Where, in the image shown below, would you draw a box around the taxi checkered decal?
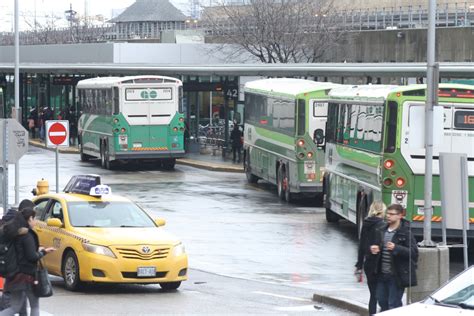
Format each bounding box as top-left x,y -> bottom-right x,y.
37,222 -> 90,243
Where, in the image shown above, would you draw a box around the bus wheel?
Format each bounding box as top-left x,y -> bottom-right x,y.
245,153 -> 258,184
357,194 -> 369,240
278,166 -> 291,202
277,166 -> 285,200
325,208 -> 340,223
162,159 -> 176,170
79,138 -> 89,162
103,143 -> 114,170
100,142 -> 106,169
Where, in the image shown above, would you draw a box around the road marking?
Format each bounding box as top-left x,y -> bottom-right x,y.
252,291 -> 312,302
276,305 -> 325,312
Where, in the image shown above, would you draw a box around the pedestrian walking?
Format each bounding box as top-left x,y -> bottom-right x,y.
0,208 -> 55,316
354,200 -> 386,315
370,204 -> 418,312
230,124 -> 243,163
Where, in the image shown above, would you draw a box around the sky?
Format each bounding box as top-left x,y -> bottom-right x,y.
0,0 -> 194,32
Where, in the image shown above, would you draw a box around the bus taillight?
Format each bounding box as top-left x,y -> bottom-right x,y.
395,177 -> 406,188
173,127 -> 178,132
179,117 -> 184,122
297,139 -> 305,147
307,152 -> 313,159
121,128 -> 126,133
113,118 -> 119,124
384,159 -> 394,169
383,178 -> 393,187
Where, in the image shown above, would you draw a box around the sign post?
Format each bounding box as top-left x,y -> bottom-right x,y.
0,119 -> 28,214
439,153 -> 470,269
46,120 -> 69,193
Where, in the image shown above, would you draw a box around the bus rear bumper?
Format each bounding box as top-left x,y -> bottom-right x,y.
113,150 -> 185,160
296,182 -> 323,193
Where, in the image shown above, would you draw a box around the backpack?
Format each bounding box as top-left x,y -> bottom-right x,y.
0,219 -> 20,278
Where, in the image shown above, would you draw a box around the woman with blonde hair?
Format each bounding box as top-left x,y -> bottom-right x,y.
355,200 -> 386,315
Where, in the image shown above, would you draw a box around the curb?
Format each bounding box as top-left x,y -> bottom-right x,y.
29,140 -> 79,154
313,293 -> 368,316
176,159 -> 244,173
29,140 -> 244,173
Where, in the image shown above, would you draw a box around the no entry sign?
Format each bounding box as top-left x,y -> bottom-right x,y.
46,120 -> 69,147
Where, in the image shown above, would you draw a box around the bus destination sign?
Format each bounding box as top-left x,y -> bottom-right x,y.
125,88 -> 172,101
454,110 -> 474,130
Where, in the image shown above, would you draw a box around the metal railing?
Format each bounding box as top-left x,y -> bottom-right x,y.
0,2 -> 473,45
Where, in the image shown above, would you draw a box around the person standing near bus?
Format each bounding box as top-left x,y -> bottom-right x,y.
370,204 -> 418,312
355,201 -> 386,315
230,123 -> 243,163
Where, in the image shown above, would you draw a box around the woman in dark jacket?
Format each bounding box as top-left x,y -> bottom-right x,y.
0,208 -> 55,316
355,201 -> 386,316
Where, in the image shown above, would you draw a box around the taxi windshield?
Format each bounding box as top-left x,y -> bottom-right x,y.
67,201 -> 156,228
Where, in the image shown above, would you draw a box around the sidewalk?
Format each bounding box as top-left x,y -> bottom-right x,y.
28,139 -> 244,173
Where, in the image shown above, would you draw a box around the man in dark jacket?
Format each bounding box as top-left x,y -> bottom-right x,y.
369,204 -> 418,312
230,124 -> 243,163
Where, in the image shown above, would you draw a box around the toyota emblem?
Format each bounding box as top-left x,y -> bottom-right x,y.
142,246 -> 151,254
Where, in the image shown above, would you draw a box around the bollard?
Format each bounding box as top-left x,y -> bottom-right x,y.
408,246 -> 449,303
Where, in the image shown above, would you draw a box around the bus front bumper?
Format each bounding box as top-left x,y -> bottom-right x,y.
113,150 -> 185,160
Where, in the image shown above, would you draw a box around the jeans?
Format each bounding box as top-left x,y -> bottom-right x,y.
0,288 -> 38,316
376,274 -> 404,312
232,146 -> 242,162
366,273 -> 378,315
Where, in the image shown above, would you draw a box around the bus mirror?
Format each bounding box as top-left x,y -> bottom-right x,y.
314,129 -> 325,145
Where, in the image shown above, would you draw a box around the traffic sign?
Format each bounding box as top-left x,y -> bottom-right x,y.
0,119 -> 29,164
46,120 -> 69,147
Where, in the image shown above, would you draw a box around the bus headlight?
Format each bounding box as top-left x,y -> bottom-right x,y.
173,243 -> 185,257
82,243 -> 116,258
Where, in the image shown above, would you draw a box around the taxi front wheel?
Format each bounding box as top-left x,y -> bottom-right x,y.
62,251 -> 83,291
159,281 -> 181,291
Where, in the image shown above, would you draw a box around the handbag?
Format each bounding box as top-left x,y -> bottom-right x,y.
33,260 -> 53,298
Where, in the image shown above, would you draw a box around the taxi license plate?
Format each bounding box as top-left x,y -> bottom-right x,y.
137,267 -> 156,277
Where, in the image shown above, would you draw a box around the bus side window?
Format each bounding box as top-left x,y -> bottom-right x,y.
297,99 -> 305,136
113,87 -> 120,115
384,101 -> 398,153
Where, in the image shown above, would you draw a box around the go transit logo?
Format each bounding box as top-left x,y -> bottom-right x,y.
140,90 -> 158,99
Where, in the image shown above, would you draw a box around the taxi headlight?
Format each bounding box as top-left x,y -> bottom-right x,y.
82,243 -> 116,258
173,243 -> 185,257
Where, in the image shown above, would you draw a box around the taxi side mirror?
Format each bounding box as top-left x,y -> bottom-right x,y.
46,218 -> 63,228
154,218 -> 166,227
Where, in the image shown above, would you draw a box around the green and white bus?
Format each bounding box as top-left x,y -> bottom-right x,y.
243,78 -> 337,202
77,75 -> 185,169
322,83 -> 474,237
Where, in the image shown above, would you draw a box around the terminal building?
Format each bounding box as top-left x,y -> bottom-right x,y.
0,0 -> 473,148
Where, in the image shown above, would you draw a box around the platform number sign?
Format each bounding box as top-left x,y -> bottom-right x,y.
46,120 -> 69,147
225,88 -> 238,100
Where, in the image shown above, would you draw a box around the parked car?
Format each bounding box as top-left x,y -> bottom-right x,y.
379,266 -> 474,315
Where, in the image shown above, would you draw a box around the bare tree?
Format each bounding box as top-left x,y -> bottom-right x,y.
202,0 -> 345,63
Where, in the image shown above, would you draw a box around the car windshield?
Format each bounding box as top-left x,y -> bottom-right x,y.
429,266 -> 474,309
67,201 -> 156,228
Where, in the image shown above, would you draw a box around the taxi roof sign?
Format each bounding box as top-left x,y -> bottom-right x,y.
63,175 -> 102,195
89,185 -> 112,197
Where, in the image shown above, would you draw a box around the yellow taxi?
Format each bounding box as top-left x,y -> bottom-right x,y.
31,175 -> 188,291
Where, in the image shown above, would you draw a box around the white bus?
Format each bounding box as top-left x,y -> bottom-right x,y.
77,76 -> 185,169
